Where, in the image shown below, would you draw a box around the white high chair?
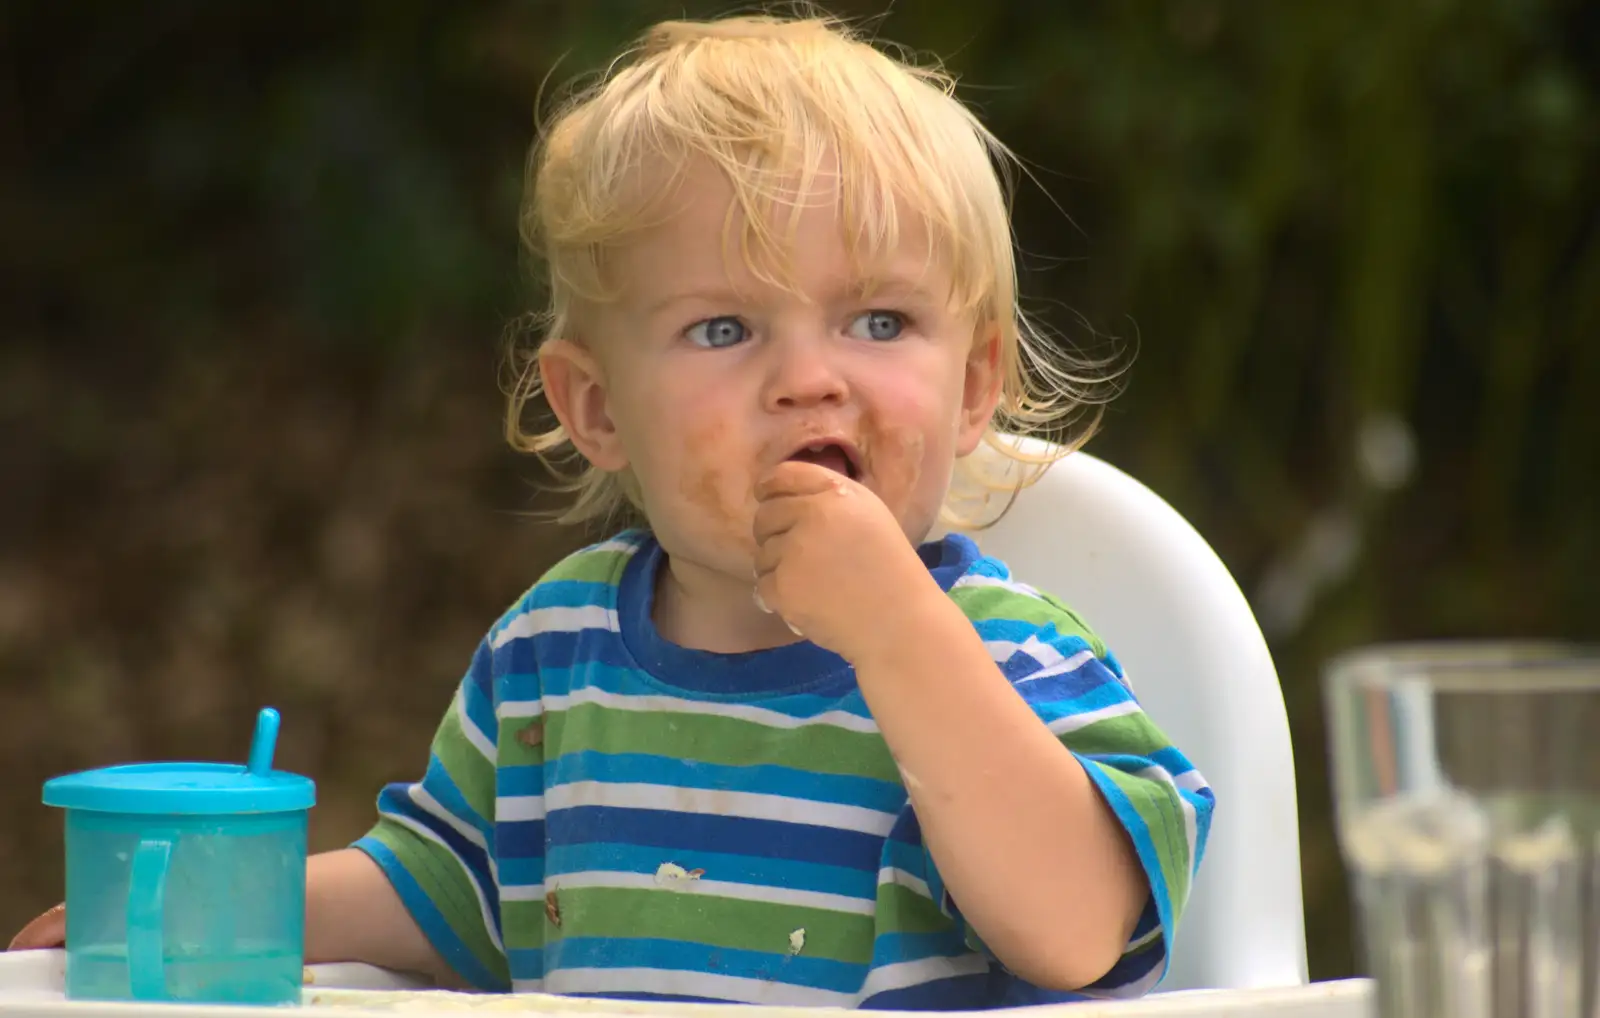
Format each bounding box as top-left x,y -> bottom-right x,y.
943,436 -> 1309,993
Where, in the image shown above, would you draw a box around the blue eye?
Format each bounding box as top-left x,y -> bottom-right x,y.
685,316 -> 748,349
847,310 -> 904,341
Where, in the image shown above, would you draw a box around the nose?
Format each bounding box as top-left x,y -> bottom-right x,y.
761,331 -> 848,410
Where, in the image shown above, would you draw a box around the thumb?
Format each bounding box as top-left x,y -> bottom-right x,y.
9,904 -> 66,951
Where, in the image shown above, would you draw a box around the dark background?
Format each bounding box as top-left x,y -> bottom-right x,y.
3,0 -> 1596,981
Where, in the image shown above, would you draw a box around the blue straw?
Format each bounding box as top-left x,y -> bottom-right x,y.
247,707 -> 281,776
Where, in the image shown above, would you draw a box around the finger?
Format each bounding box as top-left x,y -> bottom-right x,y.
9,904 -> 66,951
754,460 -> 849,502
752,529 -> 791,582
751,490 -> 812,543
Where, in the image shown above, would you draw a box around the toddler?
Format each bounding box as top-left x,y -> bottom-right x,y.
14,13 -> 1213,1010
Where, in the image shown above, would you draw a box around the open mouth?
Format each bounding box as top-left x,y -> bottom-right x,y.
787,441 -> 861,481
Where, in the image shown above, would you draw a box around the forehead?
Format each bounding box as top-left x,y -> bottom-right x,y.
602,159 -> 949,309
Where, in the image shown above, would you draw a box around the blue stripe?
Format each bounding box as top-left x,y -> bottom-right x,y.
972,616 -> 1094,649
460,672 -> 500,755
1076,755 -> 1173,983
575,991 -> 739,1004
466,641 -> 496,702
548,936 -> 868,992
869,930 -> 968,966
545,752 -> 907,813
860,971 -> 1006,1010
534,662 -> 875,722
496,817 -> 545,865
1024,680 -> 1135,721
498,764 -> 543,797
377,781 -> 494,889
353,837 -> 507,992
528,579 -> 618,610
505,947 -> 544,980
536,806 -> 885,870
417,756 -> 491,839
543,842 -> 878,900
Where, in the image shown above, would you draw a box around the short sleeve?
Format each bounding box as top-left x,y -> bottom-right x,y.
354,637 -> 512,990
936,581 -> 1216,998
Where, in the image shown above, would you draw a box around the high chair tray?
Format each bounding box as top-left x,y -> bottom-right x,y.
0,952 -> 1371,1018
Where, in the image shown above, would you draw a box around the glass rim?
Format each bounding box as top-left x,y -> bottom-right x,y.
1324,640 -> 1600,695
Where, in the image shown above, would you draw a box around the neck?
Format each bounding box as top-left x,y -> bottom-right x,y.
653,552 -> 806,654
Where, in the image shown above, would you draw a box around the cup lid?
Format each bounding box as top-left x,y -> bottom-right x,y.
42,708 -> 314,815
44,762 -> 315,815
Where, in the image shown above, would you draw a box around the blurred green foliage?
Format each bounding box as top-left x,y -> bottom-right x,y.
1,0 -> 1595,982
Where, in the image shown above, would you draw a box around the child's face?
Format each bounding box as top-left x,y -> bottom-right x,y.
545,163 -> 1001,582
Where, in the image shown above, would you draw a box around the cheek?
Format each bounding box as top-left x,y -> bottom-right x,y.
665,413 -> 761,555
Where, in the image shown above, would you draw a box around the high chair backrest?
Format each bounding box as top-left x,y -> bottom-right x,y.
942,437 -> 1308,992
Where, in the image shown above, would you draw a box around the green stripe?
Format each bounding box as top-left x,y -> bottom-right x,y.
949,585 -> 1107,657
1089,763 -> 1192,920
499,716 -> 546,768
433,700 -> 497,818
546,702 -> 899,782
364,821 -> 510,987
874,882 -> 957,936
501,899 -> 547,952
537,546 -> 632,586
540,887 -> 873,962
1060,712 -> 1174,757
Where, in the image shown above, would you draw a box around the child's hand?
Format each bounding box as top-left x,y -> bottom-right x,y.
8,903 -> 65,951
753,460 -> 945,663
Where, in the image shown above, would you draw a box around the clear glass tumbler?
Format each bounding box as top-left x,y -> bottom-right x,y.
1324,642 -> 1600,1018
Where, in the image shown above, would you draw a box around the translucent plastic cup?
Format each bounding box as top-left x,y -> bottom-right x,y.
43,708 -> 315,1005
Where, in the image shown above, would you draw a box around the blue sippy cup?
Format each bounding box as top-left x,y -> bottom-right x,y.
43,708 -> 315,1005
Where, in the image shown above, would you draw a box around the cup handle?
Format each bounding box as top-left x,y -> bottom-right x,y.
126,832 -> 176,1000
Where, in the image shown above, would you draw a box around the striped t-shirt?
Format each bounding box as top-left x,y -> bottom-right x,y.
356,529 -> 1214,1009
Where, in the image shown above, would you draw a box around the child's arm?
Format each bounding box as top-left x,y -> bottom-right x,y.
753,463 -> 1210,994
852,596 -> 1150,990
305,849 -> 465,988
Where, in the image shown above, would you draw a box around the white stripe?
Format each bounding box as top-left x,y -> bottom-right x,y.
543,684 -> 879,734
1133,764 -> 1202,886
546,781 -> 897,835
499,882 -> 546,902
877,866 -> 935,902
497,699 -> 545,720
408,785 -> 487,851
379,812 -> 504,953
1045,699 -> 1142,734
546,968 -> 856,1008
854,954 -> 989,1002
1016,633 -> 1070,670
1014,648 -> 1096,686
982,639 -> 1026,663
454,688 -> 496,762
951,574 -> 1042,599
491,604 -> 619,649
549,870 -> 875,915
496,794 -> 545,822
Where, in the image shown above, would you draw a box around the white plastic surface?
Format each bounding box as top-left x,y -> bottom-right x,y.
942,440 -> 1309,992
0,950 -> 1367,1017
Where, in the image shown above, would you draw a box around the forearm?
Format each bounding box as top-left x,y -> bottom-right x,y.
305,849 -> 462,988
854,596 -> 1146,990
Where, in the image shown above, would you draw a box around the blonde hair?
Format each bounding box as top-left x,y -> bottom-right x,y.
506,11 -> 1118,529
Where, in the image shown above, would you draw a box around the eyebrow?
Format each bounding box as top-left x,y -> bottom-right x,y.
639,287 -> 747,319
635,265 -> 950,319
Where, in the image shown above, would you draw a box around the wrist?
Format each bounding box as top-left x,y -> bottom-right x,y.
847,583 -> 971,673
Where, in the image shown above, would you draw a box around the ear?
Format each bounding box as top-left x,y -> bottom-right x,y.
955,322 -> 1004,456
538,338 -> 630,472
